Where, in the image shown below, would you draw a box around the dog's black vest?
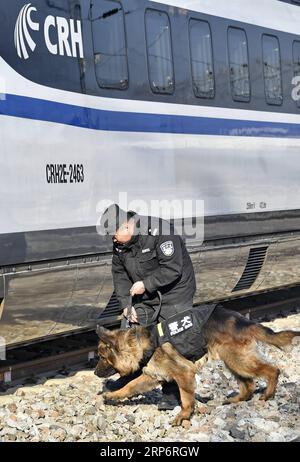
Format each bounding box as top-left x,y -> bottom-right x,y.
143,303 -> 218,364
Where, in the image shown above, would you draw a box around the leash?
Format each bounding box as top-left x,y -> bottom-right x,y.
120,294 -> 133,330
149,291 -> 162,325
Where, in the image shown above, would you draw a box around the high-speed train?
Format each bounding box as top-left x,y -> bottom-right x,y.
1,0 -> 300,347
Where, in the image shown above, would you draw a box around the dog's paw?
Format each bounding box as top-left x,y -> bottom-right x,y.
171,415 -> 182,427
259,393 -> 274,402
223,392 -> 240,405
223,397 -> 237,405
102,392 -> 117,402
172,415 -> 191,429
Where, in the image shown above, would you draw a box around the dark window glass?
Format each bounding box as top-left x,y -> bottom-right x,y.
189,19 -> 214,99
145,9 -> 174,94
293,41 -> 300,76
228,27 -> 250,102
91,0 -> 128,90
262,35 -> 282,105
292,41 -> 300,107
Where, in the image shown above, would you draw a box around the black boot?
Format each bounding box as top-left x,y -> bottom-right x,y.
158,381 -> 181,410
103,369 -> 142,392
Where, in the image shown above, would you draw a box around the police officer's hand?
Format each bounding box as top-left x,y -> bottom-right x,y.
123,306 -> 138,323
130,281 -> 145,296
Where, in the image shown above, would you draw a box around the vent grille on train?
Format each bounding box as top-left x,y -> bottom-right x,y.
99,292 -> 122,319
232,246 -> 268,292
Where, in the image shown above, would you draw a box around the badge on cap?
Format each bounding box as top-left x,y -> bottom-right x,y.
160,240 -> 174,256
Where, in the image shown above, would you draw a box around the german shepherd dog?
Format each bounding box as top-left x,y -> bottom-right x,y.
95,306 -> 299,427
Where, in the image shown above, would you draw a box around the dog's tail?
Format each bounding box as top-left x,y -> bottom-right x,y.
252,325 -> 300,349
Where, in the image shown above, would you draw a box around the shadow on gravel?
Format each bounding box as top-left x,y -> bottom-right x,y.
103,391 -> 214,407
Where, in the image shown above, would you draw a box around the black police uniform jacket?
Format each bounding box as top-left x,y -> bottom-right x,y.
112,214 -> 196,311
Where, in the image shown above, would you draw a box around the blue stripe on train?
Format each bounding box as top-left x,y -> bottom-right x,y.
1,93 -> 300,138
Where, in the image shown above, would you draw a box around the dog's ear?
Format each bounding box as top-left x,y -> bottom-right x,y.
96,325 -> 115,346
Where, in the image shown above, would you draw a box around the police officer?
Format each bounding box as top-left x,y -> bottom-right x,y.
100,204 -> 196,410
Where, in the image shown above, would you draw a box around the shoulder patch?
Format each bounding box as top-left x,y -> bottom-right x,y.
160,240 -> 174,257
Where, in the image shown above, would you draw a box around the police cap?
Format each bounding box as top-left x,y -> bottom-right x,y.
99,204 -> 134,235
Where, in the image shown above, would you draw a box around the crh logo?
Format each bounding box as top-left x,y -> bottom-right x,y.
14,3 -> 39,60
14,3 -> 84,60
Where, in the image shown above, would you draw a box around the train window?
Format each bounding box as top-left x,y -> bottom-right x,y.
293,41 -> 300,76
189,19 -> 215,99
262,35 -> 283,105
293,41 -> 300,107
228,27 -> 250,102
91,0 -> 128,90
145,9 -> 174,94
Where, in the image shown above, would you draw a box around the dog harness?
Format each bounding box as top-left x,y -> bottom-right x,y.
140,303 -> 218,365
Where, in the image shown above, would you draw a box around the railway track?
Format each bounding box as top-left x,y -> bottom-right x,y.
1,286 -> 300,390
0,331 -> 99,391
222,285 -> 300,320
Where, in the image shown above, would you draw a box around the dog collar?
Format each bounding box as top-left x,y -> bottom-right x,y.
140,347 -> 156,367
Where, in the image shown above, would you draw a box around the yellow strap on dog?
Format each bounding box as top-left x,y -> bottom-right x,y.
157,322 -> 164,337
0,299 -> 4,320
